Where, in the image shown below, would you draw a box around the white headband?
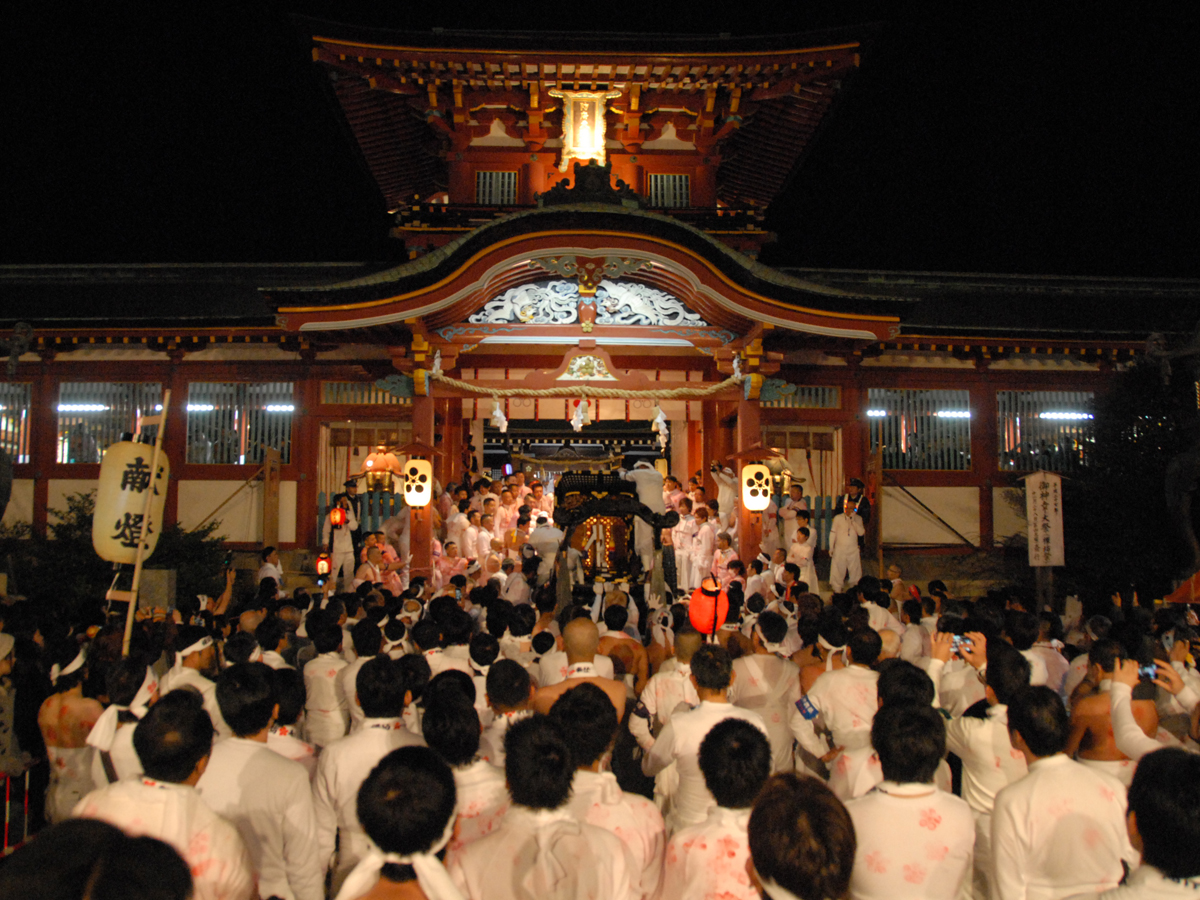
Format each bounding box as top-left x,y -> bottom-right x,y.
50,648 -> 87,685
760,876 -> 809,900
174,635 -> 214,671
817,635 -> 845,654
755,623 -> 786,655
334,806 -> 461,900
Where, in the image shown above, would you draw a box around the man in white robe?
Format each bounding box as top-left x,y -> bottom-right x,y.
659,719 -> 771,900
421,687 -> 510,865
991,686 -> 1137,900
643,644 -> 769,834
828,498 -> 865,593
196,663 -> 324,900
313,657 -> 423,896
479,660 -> 536,770
845,704 -> 974,900
302,616 -> 350,748
73,691 -> 255,900
551,682 -> 666,900
777,483 -> 808,548
729,611 -> 802,773
790,627 -> 882,769
159,627 -> 232,739
929,633 -> 1030,900
625,461 -> 666,575
449,716 -> 637,900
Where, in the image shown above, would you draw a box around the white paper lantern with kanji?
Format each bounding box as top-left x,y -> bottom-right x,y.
741,464 -> 772,511
92,439 -> 170,564
403,458 -> 433,507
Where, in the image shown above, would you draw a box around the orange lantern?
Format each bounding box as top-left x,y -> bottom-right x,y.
329,506 -> 348,527
315,553 -> 331,577
689,579 -> 730,635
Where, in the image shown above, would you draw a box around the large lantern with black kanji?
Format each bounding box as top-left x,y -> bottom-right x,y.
92,438 -> 170,564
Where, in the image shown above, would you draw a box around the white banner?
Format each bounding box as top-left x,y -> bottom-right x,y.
1025,471 -> 1064,567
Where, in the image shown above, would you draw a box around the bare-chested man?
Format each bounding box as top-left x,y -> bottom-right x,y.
533,618 -> 626,719
39,645 -> 103,822
1065,638 -> 1158,788
598,603 -> 649,696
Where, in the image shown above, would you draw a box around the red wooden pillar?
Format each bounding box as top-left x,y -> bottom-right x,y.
161,360 -> 189,531
410,394 -> 436,579
736,395 -> 763,564
701,400 -> 720,497
971,378 -> 997,550
30,362 -> 57,538
293,376 -> 321,549
841,377 -> 866,485
442,396 -> 463,488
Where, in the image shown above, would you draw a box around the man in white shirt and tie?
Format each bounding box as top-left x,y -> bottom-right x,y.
828,497 -> 866,593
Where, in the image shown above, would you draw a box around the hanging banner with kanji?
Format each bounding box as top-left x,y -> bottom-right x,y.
1025,471 -> 1064,567
93,439 -> 171,564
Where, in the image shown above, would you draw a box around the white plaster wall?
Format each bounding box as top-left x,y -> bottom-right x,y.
993,486 -> 1027,547
2,479 -> 34,529
279,481 -> 297,544
48,479 -> 100,528
178,480 -> 264,543
881,486 -> 980,546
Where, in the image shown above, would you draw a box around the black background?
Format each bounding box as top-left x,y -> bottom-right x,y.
5,2 -> 1198,278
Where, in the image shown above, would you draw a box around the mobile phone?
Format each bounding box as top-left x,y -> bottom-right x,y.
1138,663 -> 1157,680
951,634 -> 973,654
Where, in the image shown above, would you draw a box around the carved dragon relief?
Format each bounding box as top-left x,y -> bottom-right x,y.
467,278 -> 707,328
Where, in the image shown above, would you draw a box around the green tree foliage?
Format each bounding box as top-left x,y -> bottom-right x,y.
0,491 -> 226,618
1058,358 -> 1197,600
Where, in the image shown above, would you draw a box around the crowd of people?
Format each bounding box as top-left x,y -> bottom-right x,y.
0,469 -> 1198,900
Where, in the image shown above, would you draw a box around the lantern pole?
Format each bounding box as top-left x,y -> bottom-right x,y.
120,389 -> 170,657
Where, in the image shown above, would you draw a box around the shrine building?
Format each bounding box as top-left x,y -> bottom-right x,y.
3,22 -> 1199,580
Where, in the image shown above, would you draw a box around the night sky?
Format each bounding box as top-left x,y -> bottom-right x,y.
4,2 -> 1198,277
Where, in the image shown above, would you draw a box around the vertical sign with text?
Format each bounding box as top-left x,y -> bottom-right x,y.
1025,471 -> 1064,567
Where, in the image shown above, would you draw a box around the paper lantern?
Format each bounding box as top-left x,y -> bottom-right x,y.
329,506 -> 348,527
315,553 -> 331,577
403,458 -> 433,507
688,580 -> 730,635
741,464 -> 772,511
92,439 -> 170,564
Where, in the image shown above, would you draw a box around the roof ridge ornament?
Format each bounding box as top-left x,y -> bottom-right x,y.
537,160 -> 643,209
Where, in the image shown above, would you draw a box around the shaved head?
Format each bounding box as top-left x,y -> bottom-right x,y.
564,618 -> 600,662
878,629 -> 901,660
675,630 -> 703,664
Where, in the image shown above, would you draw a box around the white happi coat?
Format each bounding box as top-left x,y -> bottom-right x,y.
313,717 -> 425,894
444,758 -> 510,862
74,777 -> 256,900
777,495 -> 808,548
629,663 -> 699,752
690,523 -> 717,590
845,781 -> 975,900
658,806 -> 758,900
786,539 -> 818,594
798,664 -> 879,753
160,665 -> 232,739
730,653 -> 803,773
642,699 -> 769,832
536,651 -> 614,687
567,769 -> 666,900
449,805 -> 638,900
478,709 -> 534,769
268,724 -> 317,782
991,753 -> 1137,900
303,651 -> 350,747
196,737 -> 324,900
